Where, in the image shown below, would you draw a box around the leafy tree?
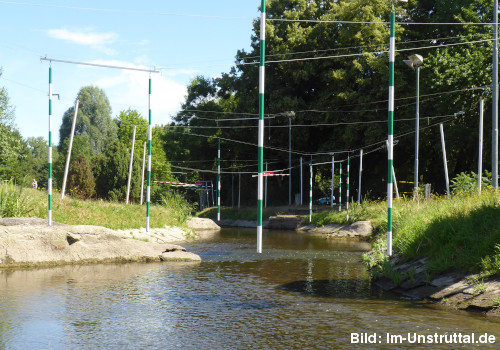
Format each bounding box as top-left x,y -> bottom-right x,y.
68,154 -> 96,199
58,86 -> 117,156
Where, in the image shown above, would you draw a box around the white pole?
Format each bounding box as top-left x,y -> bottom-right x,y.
300,157 -> 303,205
338,163 -> 342,212
140,141 -> 146,205
238,172 -> 241,209
440,123 -> 450,198
126,125 -> 136,204
331,156 -> 334,208
479,99 -> 484,194
358,149 -> 363,204
61,99 -> 79,199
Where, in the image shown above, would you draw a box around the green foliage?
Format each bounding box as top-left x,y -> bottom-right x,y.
68,154 -> 96,199
451,171 -> 492,194
58,86 -> 117,156
0,179 -> 38,217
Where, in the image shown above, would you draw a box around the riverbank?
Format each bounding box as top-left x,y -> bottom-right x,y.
0,217 -> 220,268
362,191 -> 500,316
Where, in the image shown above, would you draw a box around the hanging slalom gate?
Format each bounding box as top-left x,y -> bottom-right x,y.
41,57 -> 158,229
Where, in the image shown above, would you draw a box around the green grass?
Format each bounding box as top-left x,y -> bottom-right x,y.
359,190 -> 500,278
0,182 -> 191,230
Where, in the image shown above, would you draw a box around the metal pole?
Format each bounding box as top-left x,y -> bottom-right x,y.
440,123 -> 450,198
232,173 -> 234,207
300,157 -> 303,205
289,115 -> 292,206
479,99 -> 484,194
238,172 -> 241,209
358,149 -> 363,204
140,141 -> 146,205
256,0 -> 266,253
331,156 -> 334,208
61,99 -> 79,199
309,162 -> 312,222
414,65 -> 420,196
493,0 -> 499,189
217,138 -> 221,221
126,126 -> 137,204
146,76 -> 152,231
346,155 -> 350,221
265,162 -> 268,208
338,163 -> 342,212
387,5 -> 396,256
48,66 -> 53,226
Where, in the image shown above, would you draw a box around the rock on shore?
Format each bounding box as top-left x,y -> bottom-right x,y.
374,255 -> 500,317
0,217 -> 219,267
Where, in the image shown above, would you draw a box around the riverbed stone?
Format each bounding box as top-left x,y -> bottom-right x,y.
268,215 -> 303,230
187,217 -> 220,231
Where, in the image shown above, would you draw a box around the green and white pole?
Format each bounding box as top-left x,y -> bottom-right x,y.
387,6 -> 396,256
346,155 -> 350,221
330,156 -> 334,209
217,138 -> 221,221
309,161 -> 313,222
338,163 -> 342,212
257,0 -> 266,253
48,66 -> 53,226
146,76 -> 152,232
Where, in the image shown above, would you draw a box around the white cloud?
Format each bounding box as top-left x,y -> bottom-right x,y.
46,28 -> 118,54
87,60 -> 187,123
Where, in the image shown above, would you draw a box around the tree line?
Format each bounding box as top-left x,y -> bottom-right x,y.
0,0 -> 497,207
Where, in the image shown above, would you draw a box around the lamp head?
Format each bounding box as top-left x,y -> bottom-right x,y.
408,54 -> 424,67
403,60 -> 414,69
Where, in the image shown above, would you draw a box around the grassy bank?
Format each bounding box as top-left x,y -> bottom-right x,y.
0,180 -> 191,229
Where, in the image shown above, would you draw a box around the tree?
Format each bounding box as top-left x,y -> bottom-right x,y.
68,154 -> 96,199
58,86 -> 117,156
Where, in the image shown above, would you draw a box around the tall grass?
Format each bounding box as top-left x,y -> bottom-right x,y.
0,182 -> 192,230
360,191 -> 500,277
0,179 -> 39,217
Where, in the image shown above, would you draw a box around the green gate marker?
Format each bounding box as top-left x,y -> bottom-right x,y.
257,0 -> 266,253
309,161 -> 312,222
146,76 -> 152,231
346,155 -> 350,221
387,4 -> 396,256
338,163 -> 342,212
217,137 -> 221,221
48,66 -> 53,226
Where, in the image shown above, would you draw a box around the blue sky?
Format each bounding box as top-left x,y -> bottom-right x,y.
0,1 -> 259,144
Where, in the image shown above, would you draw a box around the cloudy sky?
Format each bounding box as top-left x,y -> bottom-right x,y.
0,1 -> 258,144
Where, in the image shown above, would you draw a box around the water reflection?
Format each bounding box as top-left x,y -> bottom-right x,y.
0,229 -> 499,349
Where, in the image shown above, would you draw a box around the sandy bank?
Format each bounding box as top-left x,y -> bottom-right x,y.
0,217 -> 220,268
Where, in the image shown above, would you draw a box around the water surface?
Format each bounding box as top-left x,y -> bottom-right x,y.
1,228 -> 499,349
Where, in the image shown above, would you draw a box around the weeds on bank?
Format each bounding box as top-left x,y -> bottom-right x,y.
0,181 -> 192,230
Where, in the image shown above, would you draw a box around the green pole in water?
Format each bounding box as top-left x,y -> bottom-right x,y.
346,155 -> 350,221
48,66 -> 53,226
146,76 -> 152,231
256,0 -> 266,253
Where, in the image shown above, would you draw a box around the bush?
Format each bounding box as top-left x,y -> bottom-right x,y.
0,179 -> 36,217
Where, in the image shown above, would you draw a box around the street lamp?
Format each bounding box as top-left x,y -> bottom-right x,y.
387,0 -> 407,256
280,111 -> 295,206
403,54 -> 424,197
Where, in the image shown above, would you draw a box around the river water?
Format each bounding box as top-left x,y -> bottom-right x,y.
1,228 -> 499,349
